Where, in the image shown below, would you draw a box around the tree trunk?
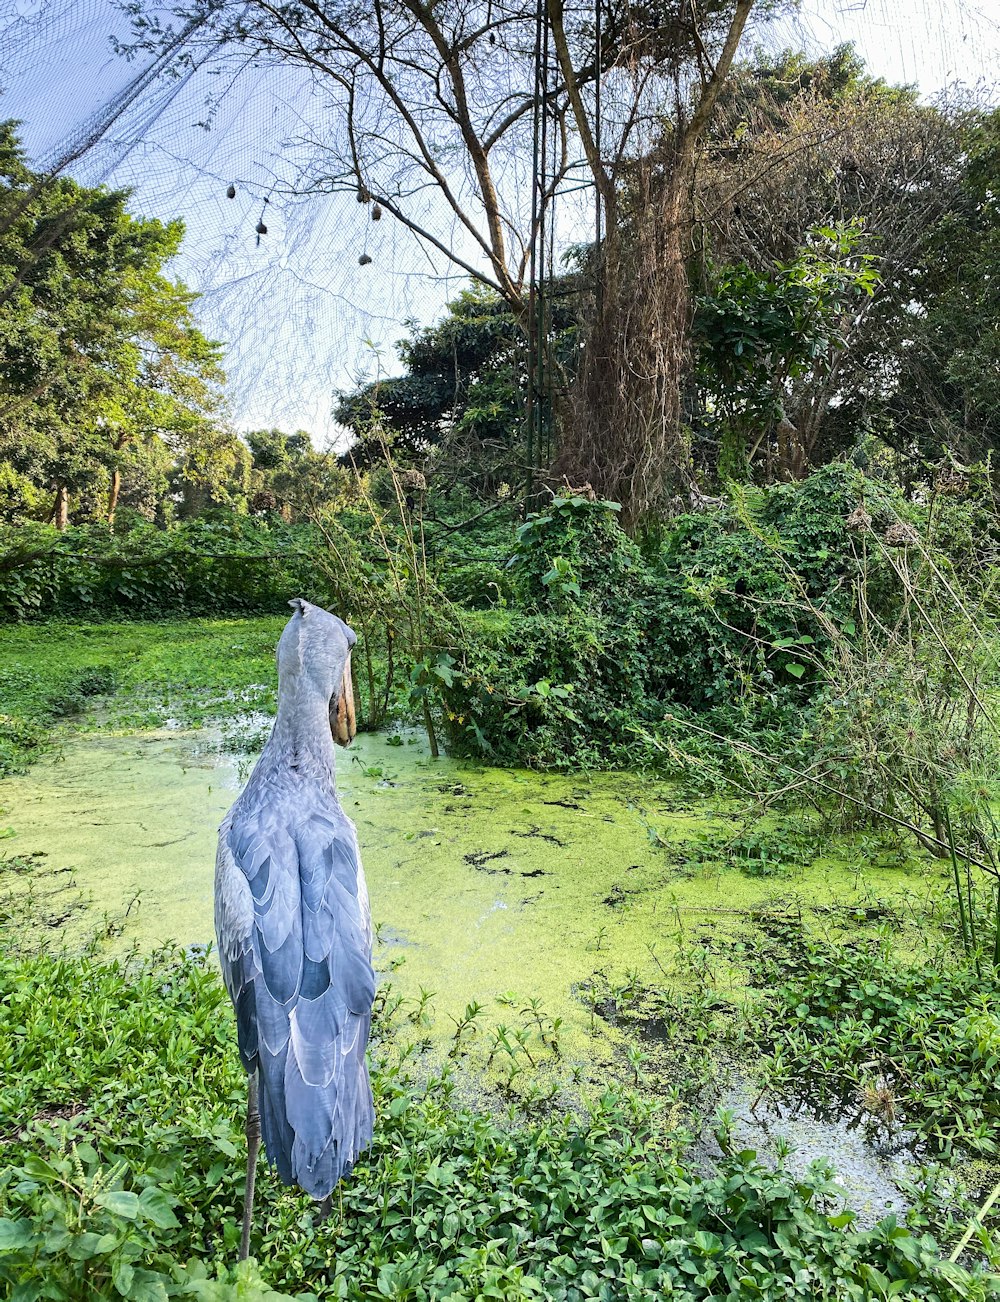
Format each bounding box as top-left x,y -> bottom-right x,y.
107,431 -> 128,526
107,467 -> 121,526
52,483 -> 69,530
557,165 -> 692,530
550,0 -> 756,528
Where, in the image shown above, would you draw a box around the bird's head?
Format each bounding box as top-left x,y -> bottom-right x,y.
278,598 -> 358,746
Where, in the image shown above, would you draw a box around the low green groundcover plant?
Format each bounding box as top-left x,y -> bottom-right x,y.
0,616 -> 286,776
1,946 -> 996,1300
748,925 -> 1000,1159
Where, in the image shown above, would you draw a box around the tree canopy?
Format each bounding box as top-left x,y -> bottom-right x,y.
0,122 -> 227,526
2,43 -> 998,528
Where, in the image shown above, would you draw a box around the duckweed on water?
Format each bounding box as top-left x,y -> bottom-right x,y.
0,726 -> 945,1092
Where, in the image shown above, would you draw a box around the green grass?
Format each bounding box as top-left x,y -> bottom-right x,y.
0,618 -> 286,773
1,943 -> 998,1301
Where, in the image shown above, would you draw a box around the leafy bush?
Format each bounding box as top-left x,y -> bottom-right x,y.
1,945 -> 995,1300
436,557 -> 512,609
441,496 -> 656,765
0,712 -> 50,777
646,465 -> 872,713
0,519 -> 328,621
47,666 -> 121,718
439,471 -> 882,767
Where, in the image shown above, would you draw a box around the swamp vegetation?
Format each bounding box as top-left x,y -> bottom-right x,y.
3,460 -> 1000,1299
3,30 -> 1000,1301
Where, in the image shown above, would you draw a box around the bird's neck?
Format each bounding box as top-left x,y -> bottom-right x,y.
267,676 -> 337,781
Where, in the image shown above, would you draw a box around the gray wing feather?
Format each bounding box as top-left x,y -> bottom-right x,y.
215,803 -> 375,1200
214,815 -> 260,1070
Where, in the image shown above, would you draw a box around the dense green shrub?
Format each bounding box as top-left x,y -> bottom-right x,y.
0,711 -> 50,777
0,519 -> 328,621
1,945 -> 995,1300
647,465 -> 873,712
436,556 -> 512,609
441,497 -> 657,765
439,469 -> 887,766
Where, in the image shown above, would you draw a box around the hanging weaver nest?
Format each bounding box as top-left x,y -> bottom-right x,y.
934,466 -> 969,496
884,520 -> 920,547
845,504 -> 872,532
399,469 -> 427,492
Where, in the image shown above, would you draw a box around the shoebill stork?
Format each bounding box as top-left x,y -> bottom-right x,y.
214,598 -> 375,1260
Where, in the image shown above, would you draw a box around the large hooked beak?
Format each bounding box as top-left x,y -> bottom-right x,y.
331,653 -> 357,747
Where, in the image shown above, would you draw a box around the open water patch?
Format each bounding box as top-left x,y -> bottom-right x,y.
699,1083 -> 919,1229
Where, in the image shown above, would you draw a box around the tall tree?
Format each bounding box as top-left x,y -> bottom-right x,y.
0,122 -> 225,525
335,283 -> 579,492
883,106 -> 1000,465
121,0 -> 768,525
245,427 -> 346,517
691,46 -> 966,478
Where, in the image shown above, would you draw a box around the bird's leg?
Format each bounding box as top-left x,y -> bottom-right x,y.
319,1193 -> 333,1222
239,1070 -> 261,1262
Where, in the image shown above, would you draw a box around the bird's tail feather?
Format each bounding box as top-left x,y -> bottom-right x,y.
258,1013 -> 374,1201
257,1046 -> 295,1187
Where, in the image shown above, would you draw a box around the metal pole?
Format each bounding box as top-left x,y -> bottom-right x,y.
525,0 -> 545,512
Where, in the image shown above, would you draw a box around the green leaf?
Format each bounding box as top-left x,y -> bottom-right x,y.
0,1218 -> 32,1250
10,1285 -> 42,1302
21,1154 -> 60,1182
68,1231 -> 119,1260
94,1190 -> 141,1220
138,1185 -> 180,1229
784,661 -> 806,679
113,1260 -> 135,1296
127,1268 -> 169,1302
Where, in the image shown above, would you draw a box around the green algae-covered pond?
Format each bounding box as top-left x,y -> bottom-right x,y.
0,615 -> 964,1225
0,723 -> 938,1063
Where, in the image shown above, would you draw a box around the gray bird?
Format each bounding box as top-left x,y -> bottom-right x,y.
214,598 -> 375,1260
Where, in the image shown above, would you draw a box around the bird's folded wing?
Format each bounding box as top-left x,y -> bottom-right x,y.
286,812 -> 376,1187
215,806 -> 376,1194
294,812 -> 375,1014
214,817 -> 261,1072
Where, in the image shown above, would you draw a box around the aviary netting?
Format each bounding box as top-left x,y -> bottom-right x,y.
1,0 -> 998,521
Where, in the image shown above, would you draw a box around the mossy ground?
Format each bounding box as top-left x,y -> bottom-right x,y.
0,616 -> 285,739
